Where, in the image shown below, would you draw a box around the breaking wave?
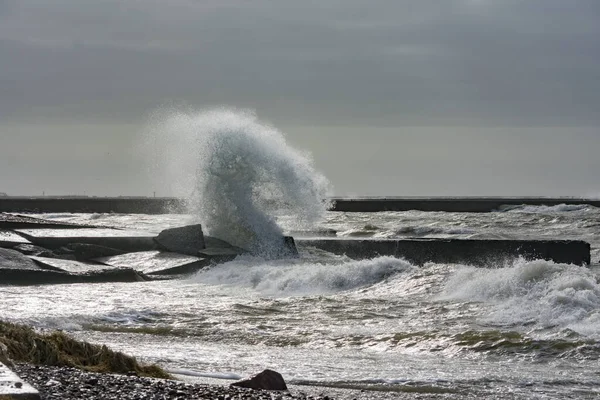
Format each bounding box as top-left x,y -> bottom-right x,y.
192,256 -> 414,296
439,259 -> 600,338
146,108 -> 331,254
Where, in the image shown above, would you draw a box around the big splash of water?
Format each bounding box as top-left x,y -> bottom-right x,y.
147,108 -> 331,254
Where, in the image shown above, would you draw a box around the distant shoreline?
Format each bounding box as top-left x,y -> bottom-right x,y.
1,196 -> 599,213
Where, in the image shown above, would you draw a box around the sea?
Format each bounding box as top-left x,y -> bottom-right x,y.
1,206 -> 600,399
2,110 -> 600,398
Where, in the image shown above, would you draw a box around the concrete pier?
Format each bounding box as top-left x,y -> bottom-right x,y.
329,197 -> 600,213
295,238 -> 591,266
0,362 -> 40,399
1,197 -> 600,213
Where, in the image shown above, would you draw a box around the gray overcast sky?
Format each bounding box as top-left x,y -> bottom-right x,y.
1,0 -> 599,196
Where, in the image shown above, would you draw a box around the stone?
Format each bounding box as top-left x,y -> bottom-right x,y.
154,225 -> 205,256
0,248 -> 41,270
230,369 -> 288,391
198,236 -> 248,263
0,361 -> 40,399
14,228 -> 156,252
29,256 -> 111,274
64,243 -> 127,261
94,251 -> 208,275
0,230 -> 30,248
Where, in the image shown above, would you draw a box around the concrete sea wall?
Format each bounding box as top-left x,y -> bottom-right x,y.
1,197 -> 599,214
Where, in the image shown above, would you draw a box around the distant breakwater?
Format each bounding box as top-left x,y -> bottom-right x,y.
1,196 -> 599,214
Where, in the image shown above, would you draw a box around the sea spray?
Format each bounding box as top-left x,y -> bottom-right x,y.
146,108 -> 331,254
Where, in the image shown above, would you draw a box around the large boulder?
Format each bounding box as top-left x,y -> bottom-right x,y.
154,225 -> 205,256
230,369 -> 288,391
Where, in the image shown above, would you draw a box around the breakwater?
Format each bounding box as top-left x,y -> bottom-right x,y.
296,238 -> 591,266
0,197 -> 599,213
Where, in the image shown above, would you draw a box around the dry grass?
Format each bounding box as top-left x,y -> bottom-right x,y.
0,320 -> 170,379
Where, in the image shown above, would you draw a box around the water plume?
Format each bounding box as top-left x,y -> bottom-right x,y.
146,108 -> 331,255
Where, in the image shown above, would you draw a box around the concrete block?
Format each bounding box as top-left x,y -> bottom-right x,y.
14,229 -> 156,252
0,231 -> 30,248
29,256 -> 111,274
0,249 -> 41,270
0,212 -> 93,230
295,238 -> 591,266
94,250 -> 207,275
0,362 -> 40,400
154,225 -> 205,256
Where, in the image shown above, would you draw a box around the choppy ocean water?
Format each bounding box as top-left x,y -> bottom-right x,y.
2,205 -> 600,398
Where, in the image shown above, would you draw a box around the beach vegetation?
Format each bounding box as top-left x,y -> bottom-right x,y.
0,320 -> 171,379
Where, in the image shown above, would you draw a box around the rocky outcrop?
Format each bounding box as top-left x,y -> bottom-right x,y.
230,369 -> 288,391
154,225 -> 205,256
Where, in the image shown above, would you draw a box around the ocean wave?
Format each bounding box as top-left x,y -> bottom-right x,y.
191,255 -> 415,296
498,204 -> 593,213
438,259 -> 600,338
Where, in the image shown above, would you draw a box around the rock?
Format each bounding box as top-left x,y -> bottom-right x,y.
94,251 -> 208,275
64,243 -> 127,261
0,248 -> 41,270
154,225 -> 205,256
230,369 -> 288,391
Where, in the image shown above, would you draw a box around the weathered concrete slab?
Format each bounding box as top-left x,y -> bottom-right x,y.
0,212 -> 95,230
0,197 -> 185,214
94,251 -> 207,275
29,256 -> 110,274
14,229 -> 156,252
154,224 -> 205,256
0,230 -> 31,248
331,197 -> 600,212
3,197 -> 600,214
64,243 -> 127,261
11,244 -> 55,257
0,248 -> 41,270
0,267 -> 149,285
296,238 -> 591,266
0,362 -> 40,399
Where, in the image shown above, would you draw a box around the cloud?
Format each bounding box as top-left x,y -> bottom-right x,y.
0,0 -> 598,126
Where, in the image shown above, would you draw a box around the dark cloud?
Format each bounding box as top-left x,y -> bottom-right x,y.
1,0 -> 599,125
1,1 -> 599,196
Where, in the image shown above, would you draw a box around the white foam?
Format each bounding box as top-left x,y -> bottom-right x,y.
439,259 -> 600,337
498,204 -> 592,213
145,108 -> 331,256
191,256 -> 414,296
168,368 -> 242,380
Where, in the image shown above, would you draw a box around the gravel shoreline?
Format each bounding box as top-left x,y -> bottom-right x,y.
13,363 -> 466,400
